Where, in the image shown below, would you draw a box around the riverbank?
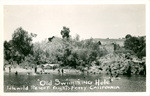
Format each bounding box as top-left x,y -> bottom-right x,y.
4,66 -> 83,75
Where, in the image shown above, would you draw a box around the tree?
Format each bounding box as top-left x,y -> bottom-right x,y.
60,26 -> 70,39
124,34 -> 146,58
125,34 -> 132,39
75,34 -> 80,41
11,27 -> 36,64
137,37 -> 146,58
4,41 -> 14,63
98,41 -> 101,45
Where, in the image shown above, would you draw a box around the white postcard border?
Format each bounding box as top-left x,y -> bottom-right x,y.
0,0 -> 150,96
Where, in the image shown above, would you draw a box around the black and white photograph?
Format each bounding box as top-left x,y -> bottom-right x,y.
2,4 -> 147,93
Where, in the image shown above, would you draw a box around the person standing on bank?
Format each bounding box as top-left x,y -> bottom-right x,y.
61,69 -> 64,75
35,65 -> 37,73
108,65 -> 113,77
9,66 -> 11,73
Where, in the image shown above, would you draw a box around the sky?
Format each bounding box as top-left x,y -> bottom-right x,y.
4,5 -> 145,42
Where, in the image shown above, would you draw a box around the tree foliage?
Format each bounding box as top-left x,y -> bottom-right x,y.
124,34 -> 146,58
125,34 -> 132,39
60,26 -> 70,39
12,27 -> 36,57
4,27 -> 36,65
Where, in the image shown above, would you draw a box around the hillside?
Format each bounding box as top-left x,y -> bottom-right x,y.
85,38 -> 125,46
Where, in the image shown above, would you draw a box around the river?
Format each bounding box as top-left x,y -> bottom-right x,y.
4,72 -> 146,92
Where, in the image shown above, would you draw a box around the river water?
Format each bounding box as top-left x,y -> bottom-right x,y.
4,72 -> 146,92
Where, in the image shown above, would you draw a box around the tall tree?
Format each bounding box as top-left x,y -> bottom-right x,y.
11,27 -> 36,64
60,26 -> 70,39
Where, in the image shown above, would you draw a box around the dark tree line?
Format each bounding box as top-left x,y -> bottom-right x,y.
124,34 -> 146,59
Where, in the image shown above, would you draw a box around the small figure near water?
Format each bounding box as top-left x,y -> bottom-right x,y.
114,71 -> 119,78
15,71 -> 18,75
126,64 -> 131,76
61,69 -> 64,75
9,67 -> 11,73
40,70 -> 43,74
108,77 -> 113,82
35,66 -> 37,73
58,69 -> 60,74
114,71 -> 121,80
58,68 -> 64,75
41,65 -> 45,73
27,72 -> 30,75
108,66 -> 113,77
3,67 -> 5,71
